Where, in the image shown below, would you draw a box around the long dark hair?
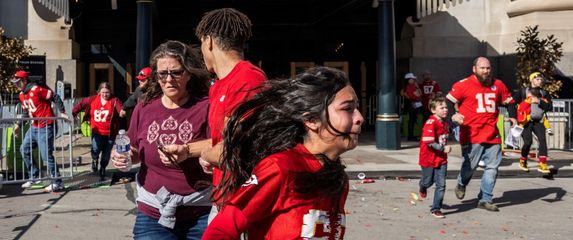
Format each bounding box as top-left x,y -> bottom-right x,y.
215,66 -> 351,208
142,40 -> 211,104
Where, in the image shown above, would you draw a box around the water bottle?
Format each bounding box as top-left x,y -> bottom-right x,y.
115,129 -> 132,172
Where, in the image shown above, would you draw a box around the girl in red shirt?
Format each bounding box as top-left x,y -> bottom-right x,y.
72,82 -> 123,180
203,67 -> 364,240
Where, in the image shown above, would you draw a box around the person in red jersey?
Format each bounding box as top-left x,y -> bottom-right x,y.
403,72 -> 423,141
419,71 -> 442,121
111,41 -> 212,239
446,57 -> 517,212
202,67 -> 363,240
418,96 -> 450,219
72,82 -> 123,180
11,70 -> 69,192
160,8 -> 266,222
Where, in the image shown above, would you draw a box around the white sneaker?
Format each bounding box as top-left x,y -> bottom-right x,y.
43,183 -> 65,192
21,180 -> 42,189
478,160 -> 486,168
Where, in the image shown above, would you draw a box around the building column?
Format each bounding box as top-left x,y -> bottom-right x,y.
376,0 -> 400,150
136,0 -> 152,75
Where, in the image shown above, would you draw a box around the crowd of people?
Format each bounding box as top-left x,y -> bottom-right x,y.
9,6 -> 559,240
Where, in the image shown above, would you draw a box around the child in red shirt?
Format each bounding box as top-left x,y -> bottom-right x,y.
418,96 -> 451,219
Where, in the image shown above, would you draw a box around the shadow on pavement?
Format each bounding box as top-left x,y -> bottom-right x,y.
493,187 -> 567,207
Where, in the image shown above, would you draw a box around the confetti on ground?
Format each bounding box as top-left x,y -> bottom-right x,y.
410,192 -> 420,201
440,230 -> 446,234
357,179 -> 375,184
392,207 -> 400,212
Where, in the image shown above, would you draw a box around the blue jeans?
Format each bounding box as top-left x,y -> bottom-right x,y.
420,164 -> 447,211
91,133 -> 114,171
133,212 -> 209,240
20,124 -> 62,185
457,144 -> 501,203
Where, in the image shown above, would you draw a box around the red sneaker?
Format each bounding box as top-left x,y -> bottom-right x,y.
419,191 -> 427,198
431,210 -> 445,219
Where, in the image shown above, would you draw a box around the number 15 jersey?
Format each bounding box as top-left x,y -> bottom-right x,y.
447,75 -> 513,145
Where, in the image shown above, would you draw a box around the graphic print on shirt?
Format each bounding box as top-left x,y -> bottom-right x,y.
241,174 -> 258,187
146,116 -> 194,144
438,133 -> 449,146
93,109 -> 109,122
423,85 -> 434,94
161,116 -> 178,130
147,121 -> 160,143
23,99 -> 38,113
475,93 -> 497,113
301,209 -> 345,239
178,120 -> 193,143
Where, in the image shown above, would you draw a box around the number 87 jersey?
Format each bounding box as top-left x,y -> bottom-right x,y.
446,74 -> 513,145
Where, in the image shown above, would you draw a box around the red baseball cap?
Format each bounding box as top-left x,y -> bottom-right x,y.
136,67 -> 152,81
11,70 -> 28,83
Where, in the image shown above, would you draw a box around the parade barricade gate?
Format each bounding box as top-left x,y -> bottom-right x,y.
0,116 -> 75,186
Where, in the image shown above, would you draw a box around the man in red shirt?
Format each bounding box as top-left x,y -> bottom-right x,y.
446,57 -> 516,211
12,70 -> 69,192
419,71 -> 442,121
161,8 -> 267,221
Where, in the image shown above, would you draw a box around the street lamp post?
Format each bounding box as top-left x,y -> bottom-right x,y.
376,0 -> 400,150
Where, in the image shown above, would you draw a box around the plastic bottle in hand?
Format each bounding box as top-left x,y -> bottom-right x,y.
115,129 -> 132,172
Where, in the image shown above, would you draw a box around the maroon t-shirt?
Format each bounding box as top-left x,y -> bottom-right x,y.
128,96 -> 212,221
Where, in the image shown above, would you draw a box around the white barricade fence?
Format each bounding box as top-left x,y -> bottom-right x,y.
0,116 -> 75,186
502,99 -> 572,151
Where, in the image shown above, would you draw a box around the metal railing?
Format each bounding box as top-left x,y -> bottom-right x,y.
417,0 -> 466,18
1,98 -> 80,186
0,116 -> 75,185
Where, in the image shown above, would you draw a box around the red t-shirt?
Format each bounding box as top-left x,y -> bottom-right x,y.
447,75 -> 513,144
209,61 -> 266,185
19,85 -> 55,128
419,115 -> 449,168
128,97 -> 212,221
89,95 -> 114,136
203,144 -> 347,240
420,80 -> 441,109
405,83 -> 422,102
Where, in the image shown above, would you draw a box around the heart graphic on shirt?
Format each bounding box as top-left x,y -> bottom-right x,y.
159,134 -> 177,145
161,116 -> 178,130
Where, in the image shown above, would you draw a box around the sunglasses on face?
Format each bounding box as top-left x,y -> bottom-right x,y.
155,69 -> 186,82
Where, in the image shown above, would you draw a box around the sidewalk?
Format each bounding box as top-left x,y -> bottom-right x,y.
61,131 -> 573,181
342,131 -> 573,180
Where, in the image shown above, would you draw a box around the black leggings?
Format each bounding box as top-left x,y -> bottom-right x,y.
521,121 -> 547,158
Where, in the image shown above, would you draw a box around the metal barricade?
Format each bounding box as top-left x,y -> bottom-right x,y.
502,99 -> 573,151
550,99 -> 572,150
0,116 -> 75,185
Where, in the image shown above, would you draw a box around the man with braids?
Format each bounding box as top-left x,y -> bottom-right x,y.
202,67 -> 363,239
161,7 -> 266,221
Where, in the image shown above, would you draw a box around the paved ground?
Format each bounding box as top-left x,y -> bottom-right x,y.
346,178 -> 572,240
0,132 -> 572,239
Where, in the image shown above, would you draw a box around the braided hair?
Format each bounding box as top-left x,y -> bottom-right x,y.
195,8 -> 252,52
